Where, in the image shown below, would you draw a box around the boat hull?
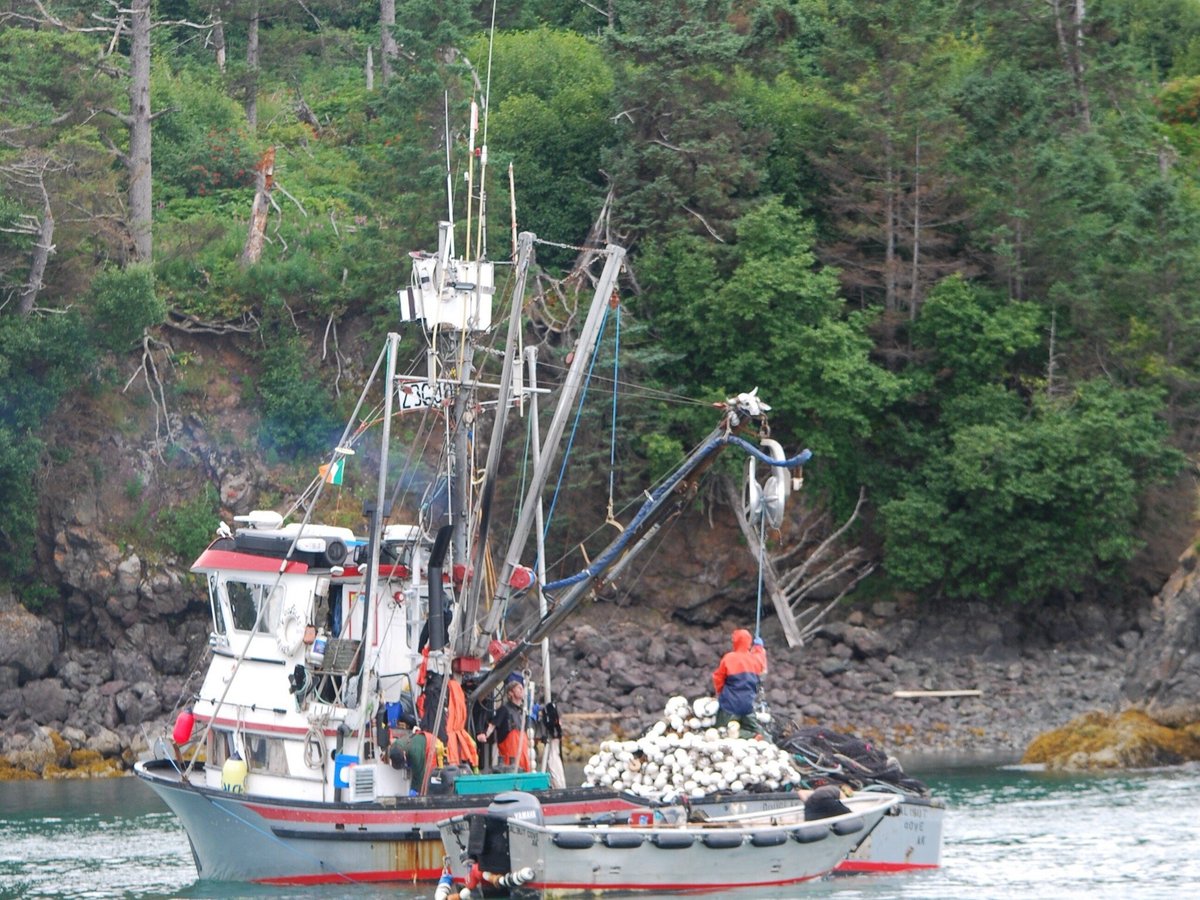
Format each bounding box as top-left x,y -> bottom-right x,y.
134,759 -> 636,884
501,794 -> 900,897
837,793 -> 944,873
691,790 -> 944,873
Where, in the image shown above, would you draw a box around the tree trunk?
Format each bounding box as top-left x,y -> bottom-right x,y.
1072,0 -> 1092,130
210,3 -> 226,73
245,0 -> 260,129
18,192 -> 54,316
128,0 -> 153,262
241,146 -> 275,266
909,134 -> 921,321
883,142 -> 898,314
380,0 -> 396,85
1051,0 -> 1092,130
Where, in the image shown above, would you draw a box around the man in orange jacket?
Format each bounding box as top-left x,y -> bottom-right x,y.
712,628 -> 767,735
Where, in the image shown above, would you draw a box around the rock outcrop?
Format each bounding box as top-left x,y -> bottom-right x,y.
1122,542 -> 1200,725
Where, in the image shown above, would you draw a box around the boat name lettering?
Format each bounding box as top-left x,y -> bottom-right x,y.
398,382 -> 449,409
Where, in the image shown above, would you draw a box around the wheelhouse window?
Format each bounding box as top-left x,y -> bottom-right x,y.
225,580 -> 284,634
244,733 -> 291,776
209,728 -> 291,776
208,574 -> 226,637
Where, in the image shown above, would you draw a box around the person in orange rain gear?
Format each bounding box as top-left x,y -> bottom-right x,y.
444,677 -> 478,770
477,673 -> 531,772
712,628 -> 767,736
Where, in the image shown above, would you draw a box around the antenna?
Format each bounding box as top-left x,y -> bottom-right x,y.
443,92 -> 454,228
477,0 -> 500,261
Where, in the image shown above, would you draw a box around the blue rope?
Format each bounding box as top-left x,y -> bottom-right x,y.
543,437 -> 811,593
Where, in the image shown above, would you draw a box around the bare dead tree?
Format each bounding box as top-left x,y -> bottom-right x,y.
0,157 -> 63,316
123,332 -> 178,460
380,0 -> 397,85
241,146 -> 276,266
162,309 -> 259,335
724,477 -> 876,647
525,185 -> 628,342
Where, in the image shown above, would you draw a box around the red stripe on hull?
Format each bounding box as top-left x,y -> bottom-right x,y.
836,860 -> 940,874
528,876 -> 820,892
244,797 -> 633,826
256,867 -> 444,885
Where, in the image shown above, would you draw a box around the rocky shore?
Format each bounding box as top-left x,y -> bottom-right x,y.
0,577 -> 1138,778
548,594 -> 1136,765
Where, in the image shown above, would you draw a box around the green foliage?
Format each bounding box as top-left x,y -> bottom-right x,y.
910,276 -> 1045,389
153,66 -> 258,199
881,380 -> 1182,603
19,581 -> 58,614
253,309 -> 340,458
636,198 -> 898,509
603,0 -> 769,241
0,27 -> 125,305
1156,75 -> 1200,123
4,5 -> 1200,613
156,484 -> 220,563
877,276 -> 1182,603
467,28 -> 616,263
0,311 -> 93,578
87,266 -> 166,352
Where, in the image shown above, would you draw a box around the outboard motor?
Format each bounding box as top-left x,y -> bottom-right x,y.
465,791 -> 544,875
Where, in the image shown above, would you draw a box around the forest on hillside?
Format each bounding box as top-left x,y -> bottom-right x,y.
2,0 -> 1200,611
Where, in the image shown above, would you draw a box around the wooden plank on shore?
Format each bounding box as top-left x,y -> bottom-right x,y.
892,689 -> 982,698
561,711 -> 622,720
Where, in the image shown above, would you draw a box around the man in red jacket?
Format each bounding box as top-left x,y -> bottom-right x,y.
712,628 -> 767,735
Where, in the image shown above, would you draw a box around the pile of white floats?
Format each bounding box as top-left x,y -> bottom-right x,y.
581,696 -> 803,800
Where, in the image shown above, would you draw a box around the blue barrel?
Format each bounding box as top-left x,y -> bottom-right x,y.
333,753 -> 359,788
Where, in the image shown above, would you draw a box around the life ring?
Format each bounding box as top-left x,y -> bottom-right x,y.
276,609 -> 304,657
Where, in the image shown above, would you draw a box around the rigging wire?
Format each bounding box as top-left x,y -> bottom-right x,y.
540,303 -> 611,550
606,302 -> 621,528
755,502 -> 767,640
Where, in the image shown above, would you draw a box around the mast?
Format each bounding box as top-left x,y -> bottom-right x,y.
357,332 -> 400,720
456,232 -> 535,656
473,244 -> 626,655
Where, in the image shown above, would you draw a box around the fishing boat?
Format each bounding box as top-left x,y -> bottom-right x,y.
436,789 -> 902,897
134,111 -> 813,880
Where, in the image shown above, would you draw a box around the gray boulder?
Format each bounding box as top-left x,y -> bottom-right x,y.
0,597 -> 59,682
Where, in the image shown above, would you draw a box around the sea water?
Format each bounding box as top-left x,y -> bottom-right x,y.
1,762 -> 1197,899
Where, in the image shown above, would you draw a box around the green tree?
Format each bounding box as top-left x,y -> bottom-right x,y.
806,0 -> 974,334
603,0 -> 766,243
254,307 -> 340,457
87,265 -> 166,351
468,28 -> 615,264
877,277 -> 1182,602
0,27 -> 126,308
637,198 -> 897,508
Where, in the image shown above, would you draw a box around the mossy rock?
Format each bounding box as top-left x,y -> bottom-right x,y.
42,757 -> 125,779
0,762 -> 39,781
1022,709 -> 1200,770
